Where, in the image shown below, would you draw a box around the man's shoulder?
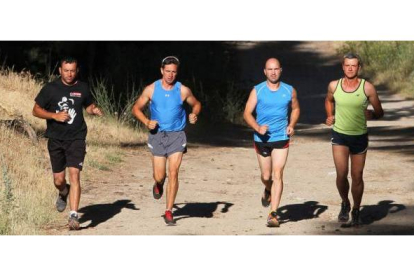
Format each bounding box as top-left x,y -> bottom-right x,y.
280,81 -> 294,90
328,79 -> 340,90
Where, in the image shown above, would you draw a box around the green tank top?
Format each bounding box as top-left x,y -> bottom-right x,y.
333,78 -> 369,135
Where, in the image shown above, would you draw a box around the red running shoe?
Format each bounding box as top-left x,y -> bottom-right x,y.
164,210 -> 176,226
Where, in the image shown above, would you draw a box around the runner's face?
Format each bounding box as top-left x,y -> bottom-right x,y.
161,64 -> 178,85
264,60 -> 282,84
59,62 -> 78,85
342,58 -> 360,79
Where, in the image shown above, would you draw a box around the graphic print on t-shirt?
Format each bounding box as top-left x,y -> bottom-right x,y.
57,96 -> 77,124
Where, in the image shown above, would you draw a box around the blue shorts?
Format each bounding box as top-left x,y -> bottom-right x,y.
331,130 -> 368,155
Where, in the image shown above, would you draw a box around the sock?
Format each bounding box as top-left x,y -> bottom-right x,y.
69,210 -> 78,217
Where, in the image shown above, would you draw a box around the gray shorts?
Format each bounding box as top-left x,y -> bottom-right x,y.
148,131 -> 187,157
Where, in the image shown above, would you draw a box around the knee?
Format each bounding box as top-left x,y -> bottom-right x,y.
272,170 -> 283,181
351,171 -> 364,184
168,169 -> 179,180
336,169 -> 349,182
261,172 -> 272,182
153,172 -> 166,183
53,175 -> 66,186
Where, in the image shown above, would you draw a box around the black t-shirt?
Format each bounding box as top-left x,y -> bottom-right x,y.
35,79 -> 94,140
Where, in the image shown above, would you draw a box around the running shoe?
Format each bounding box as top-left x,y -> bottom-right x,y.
338,201 -> 351,222
68,212 -> 80,230
267,211 -> 280,227
261,188 -> 271,207
349,208 -> 361,227
56,184 -> 70,212
164,210 -> 176,226
152,181 -> 164,200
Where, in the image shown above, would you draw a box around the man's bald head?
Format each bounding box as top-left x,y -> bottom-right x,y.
264,58 -> 283,84
265,58 -> 282,69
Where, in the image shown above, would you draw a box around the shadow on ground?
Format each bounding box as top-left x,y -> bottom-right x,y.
277,201 -> 328,225
78,199 -> 139,229
172,201 -> 234,222
324,201 -> 413,235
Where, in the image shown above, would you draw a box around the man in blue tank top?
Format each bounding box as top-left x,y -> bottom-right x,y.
244,58 -> 300,227
132,56 -> 201,225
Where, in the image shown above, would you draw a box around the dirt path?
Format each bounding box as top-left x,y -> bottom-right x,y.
49,42 -> 414,235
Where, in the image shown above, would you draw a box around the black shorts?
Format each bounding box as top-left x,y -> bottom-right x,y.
48,139 -> 86,173
331,130 -> 368,155
254,140 -> 289,157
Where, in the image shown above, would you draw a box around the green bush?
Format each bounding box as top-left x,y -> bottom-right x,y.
340,41 -> 414,97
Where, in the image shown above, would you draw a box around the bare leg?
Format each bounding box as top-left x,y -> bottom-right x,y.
270,148 -> 289,212
53,171 -> 67,191
350,152 -> 367,209
166,152 -> 183,211
152,156 -> 167,184
332,145 -> 350,204
68,167 -> 81,212
256,153 -> 273,202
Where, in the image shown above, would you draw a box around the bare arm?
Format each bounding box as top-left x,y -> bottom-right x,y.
364,81 -> 384,120
243,88 -> 268,135
32,103 -> 70,123
132,84 -> 158,129
182,85 -> 201,124
85,103 -> 103,116
325,80 -> 337,126
287,88 -> 300,136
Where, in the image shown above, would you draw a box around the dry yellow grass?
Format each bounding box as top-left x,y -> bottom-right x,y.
0,69 -> 145,234
0,126 -> 56,234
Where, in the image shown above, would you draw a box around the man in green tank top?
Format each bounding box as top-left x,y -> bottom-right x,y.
325,53 -> 384,227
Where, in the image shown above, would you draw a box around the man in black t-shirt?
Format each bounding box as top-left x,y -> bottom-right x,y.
33,57 -> 103,230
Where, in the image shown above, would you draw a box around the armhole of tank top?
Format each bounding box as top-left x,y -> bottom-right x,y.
178,83 -> 185,103
149,81 -> 157,101
333,79 -> 341,95
362,79 -> 368,98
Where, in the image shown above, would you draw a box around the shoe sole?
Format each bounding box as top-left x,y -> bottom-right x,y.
267,220 -> 280,227
68,221 -> 80,230
56,203 -> 67,213
164,219 -> 176,226
261,198 -> 270,207
261,189 -> 271,207
56,184 -> 70,212
153,184 -> 163,200
338,216 -> 350,222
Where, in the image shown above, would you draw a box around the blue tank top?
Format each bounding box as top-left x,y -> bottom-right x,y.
254,81 -> 293,142
150,80 -> 186,132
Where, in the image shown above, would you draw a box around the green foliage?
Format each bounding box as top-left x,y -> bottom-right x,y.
190,79 -> 248,124
89,77 -> 144,127
340,41 -> 414,97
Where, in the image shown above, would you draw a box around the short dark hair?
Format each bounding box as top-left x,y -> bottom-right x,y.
161,56 -> 180,68
60,56 -> 78,67
343,53 -> 362,66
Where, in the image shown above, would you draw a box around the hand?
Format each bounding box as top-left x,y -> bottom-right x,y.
326,115 -> 335,126
53,110 -> 70,123
364,109 -> 374,120
286,125 -> 295,136
257,125 -> 268,135
189,113 -> 198,124
92,107 -> 103,116
68,109 -> 77,124
146,120 -> 158,130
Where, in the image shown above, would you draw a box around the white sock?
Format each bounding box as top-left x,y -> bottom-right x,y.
69,210 -> 78,217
